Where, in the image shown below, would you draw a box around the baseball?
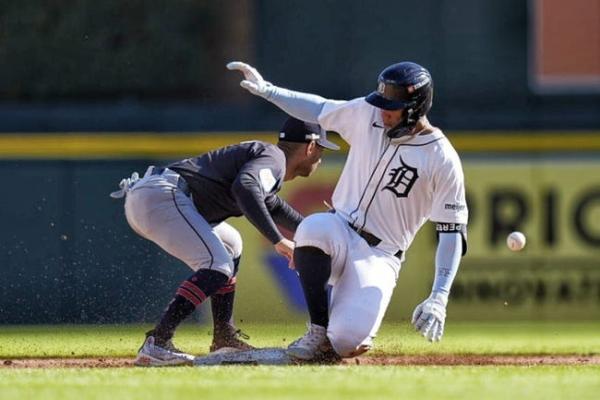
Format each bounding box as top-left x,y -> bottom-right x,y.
506,231 -> 526,251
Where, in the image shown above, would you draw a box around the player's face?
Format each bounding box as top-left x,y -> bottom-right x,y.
381,108 -> 404,128
298,143 -> 324,177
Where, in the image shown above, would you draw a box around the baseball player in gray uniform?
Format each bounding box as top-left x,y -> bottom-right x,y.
228,61 -> 468,361
111,117 -> 338,366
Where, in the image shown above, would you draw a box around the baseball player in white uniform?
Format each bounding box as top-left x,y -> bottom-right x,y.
228,61 -> 468,361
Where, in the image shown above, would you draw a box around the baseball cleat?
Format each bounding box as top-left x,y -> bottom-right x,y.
210,324 -> 255,352
134,335 -> 195,367
287,323 -> 333,361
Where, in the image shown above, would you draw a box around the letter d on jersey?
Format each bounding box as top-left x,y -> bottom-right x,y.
382,156 -> 419,198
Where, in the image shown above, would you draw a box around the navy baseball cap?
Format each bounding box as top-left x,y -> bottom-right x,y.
278,117 -> 339,150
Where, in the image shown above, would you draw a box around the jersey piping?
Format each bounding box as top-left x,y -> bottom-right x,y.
358,145 -> 401,231
353,135 -> 445,233
349,140 -> 392,225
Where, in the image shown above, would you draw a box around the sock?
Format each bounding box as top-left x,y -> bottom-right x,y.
152,269 -> 229,345
211,278 -> 237,331
211,257 -> 240,333
294,246 -> 332,328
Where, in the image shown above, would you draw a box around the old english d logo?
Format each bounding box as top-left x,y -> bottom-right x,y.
382,155 -> 419,197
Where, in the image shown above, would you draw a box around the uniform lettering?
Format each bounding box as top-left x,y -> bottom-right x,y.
436,223 -> 463,233
444,203 -> 466,211
382,156 -> 419,198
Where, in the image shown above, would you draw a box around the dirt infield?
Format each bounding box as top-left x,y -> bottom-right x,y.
2,355 -> 599,369
349,354 -> 600,366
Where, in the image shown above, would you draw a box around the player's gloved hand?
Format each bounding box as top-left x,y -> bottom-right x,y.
109,171 -> 140,199
226,61 -> 274,98
411,292 -> 448,342
274,238 -> 295,269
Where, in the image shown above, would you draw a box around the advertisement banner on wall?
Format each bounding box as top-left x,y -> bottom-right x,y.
230,156 -> 600,322
452,158 -> 600,320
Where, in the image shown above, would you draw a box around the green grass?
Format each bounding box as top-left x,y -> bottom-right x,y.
1,365 -> 599,400
1,322 -> 599,400
1,321 -> 599,358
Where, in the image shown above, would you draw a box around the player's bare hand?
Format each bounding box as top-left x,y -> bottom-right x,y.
274,238 -> 295,269
226,61 -> 273,97
411,292 -> 448,342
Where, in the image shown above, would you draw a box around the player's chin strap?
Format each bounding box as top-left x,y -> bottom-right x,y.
387,111 -> 419,145
109,172 -> 140,199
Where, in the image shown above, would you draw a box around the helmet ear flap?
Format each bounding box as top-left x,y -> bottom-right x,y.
386,103 -> 418,140
368,61 -> 434,140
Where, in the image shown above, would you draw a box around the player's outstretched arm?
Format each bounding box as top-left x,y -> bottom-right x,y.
411,232 -> 463,342
227,61 -> 333,124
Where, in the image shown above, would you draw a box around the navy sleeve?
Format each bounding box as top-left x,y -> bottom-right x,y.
265,195 -> 304,232
231,155 -> 285,244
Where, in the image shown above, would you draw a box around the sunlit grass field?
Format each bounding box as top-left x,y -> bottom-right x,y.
1,322 -> 599,400
1,321 -> 599,358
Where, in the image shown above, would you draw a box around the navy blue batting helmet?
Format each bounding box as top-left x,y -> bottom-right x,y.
365,62 -> 433,138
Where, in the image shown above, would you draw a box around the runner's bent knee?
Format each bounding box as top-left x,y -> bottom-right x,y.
328,328 -> 372,358
294,213 -> 340,254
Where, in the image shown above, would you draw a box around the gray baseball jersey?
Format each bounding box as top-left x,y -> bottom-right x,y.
122,141 -> 302,277
169,140 -> 303,244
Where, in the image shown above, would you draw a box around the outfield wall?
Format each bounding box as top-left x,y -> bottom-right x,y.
0,132 -> 598,324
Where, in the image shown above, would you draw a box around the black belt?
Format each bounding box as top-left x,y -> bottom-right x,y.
150,167 -> 191,196
349,223 -> 403,258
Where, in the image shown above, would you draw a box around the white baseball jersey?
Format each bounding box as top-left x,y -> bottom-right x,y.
318,97 -> 468,255
292,97 -> 468,356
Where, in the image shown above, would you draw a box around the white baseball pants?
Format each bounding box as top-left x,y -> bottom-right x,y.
294,212 -> 401,357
